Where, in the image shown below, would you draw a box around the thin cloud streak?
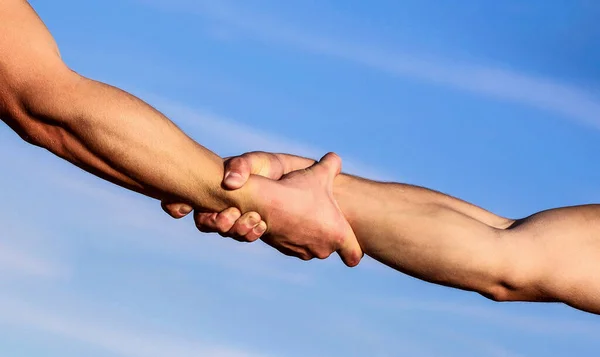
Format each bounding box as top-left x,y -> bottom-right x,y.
438,329 -> 527,357
146,94 -> 394,181
0,106 -> 320,285
39,158 -> 315,286
139,0 -> 600,129
0,213 -> 68,280
0,241 -> 65,279
0,295 -> 267,357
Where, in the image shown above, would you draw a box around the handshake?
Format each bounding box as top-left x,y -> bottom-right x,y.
161,151 -> 364,267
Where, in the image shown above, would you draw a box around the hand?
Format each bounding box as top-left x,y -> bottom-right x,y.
249,153 -> 362,266
162,152 -> 363,266
162,152 -> 291,242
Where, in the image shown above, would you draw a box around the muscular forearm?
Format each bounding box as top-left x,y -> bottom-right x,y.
12,71 -> 254,213
273,153 -> 513,228
1,0 -> 259,214
334,175 -> 600,314
332,175 -> 514,296
270,154 -> 570,304
264,154 -> 514,295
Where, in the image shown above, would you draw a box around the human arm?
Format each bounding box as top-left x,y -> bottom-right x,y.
337,182 -> 600,314
0,1 -> 362,266
0,0 -> 247,212
187,152 -> 600,315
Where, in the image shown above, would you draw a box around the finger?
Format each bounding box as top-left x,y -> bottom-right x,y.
223,156 -> 252,189
213,207 -> 242,234
194,212 -> 219,233
306,152 -> 342,187
161,202 -> 193,219
336,228 -> 363,267
223,152 -> 282,189
244,221 -> 267,242
228,212 -> 263,241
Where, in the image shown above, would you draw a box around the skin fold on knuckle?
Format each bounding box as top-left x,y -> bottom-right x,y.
310,242 -> 332,260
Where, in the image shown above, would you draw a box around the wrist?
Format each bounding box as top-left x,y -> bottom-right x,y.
223,174 -> 264,213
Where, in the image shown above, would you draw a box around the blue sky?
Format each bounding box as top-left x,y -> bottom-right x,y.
1,0 -> 600,356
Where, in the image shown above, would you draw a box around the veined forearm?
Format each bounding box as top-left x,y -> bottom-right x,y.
271,155 -> 516,293
333,175 -> 514,299
274,153 -> 513,229
334,176 -> 600,314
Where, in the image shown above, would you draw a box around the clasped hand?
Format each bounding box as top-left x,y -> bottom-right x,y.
161,152 -> 363,267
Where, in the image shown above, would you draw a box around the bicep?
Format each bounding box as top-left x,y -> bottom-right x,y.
0,1 -> 73,136
0,0 -> 67,104
505,205 -> 600,313
0,0 -> 62,64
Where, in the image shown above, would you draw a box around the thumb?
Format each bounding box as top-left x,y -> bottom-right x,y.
223,152 -> 284,189
223,156 -> 253,189
337,227 -> 363,267
307,152 -> 342,186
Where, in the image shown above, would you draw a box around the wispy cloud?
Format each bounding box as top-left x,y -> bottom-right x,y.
32,152 -> 315,286
0,212 -> 69,280
138,0 -> 600,129
145,94 -> 393,181
438,329 -> 527,357
0,295 -> 267,357
0,241 -> 65,279
0,99 -> 332,286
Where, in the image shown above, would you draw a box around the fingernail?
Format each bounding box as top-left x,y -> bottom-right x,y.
224,171 -> 244,186
253,221 -> 267,235
179,206 -> 192,215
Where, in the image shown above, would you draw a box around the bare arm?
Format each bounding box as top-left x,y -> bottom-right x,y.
0,0 -> 252,212
199,152 -> 600,314
338,180 -> 600,314
0,1 -> 362,265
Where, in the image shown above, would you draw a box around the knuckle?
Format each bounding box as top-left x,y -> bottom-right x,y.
330,231 -> 345,247
229,155 -> 244,164
328,152 -> 340,160
235,154 -> 251,166
314,249 -> 332,260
